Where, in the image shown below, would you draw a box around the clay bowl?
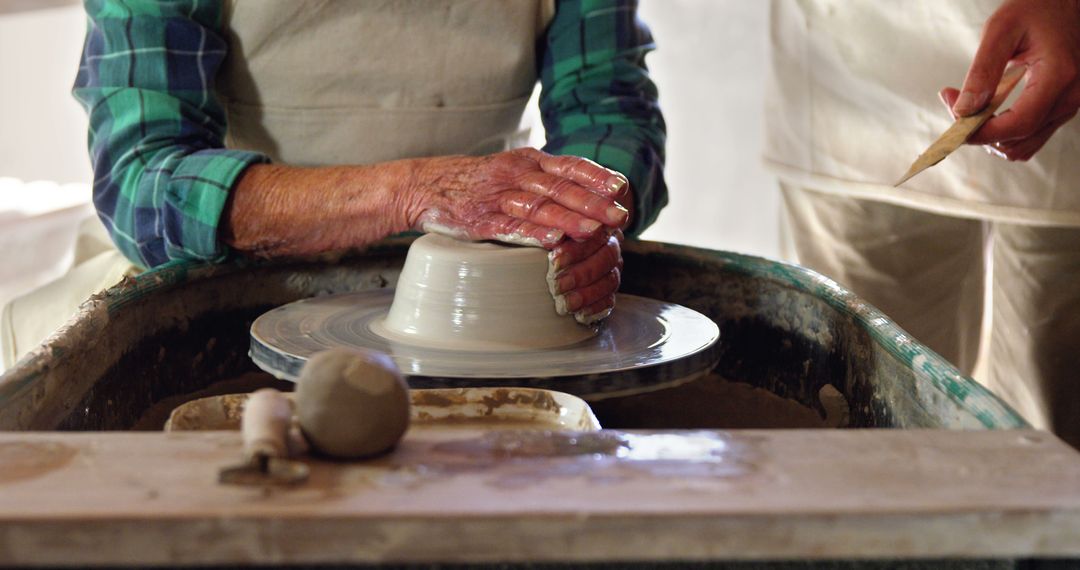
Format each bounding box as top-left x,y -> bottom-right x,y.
371,234 -> 597,352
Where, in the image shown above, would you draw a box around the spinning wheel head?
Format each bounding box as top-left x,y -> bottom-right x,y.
250,235 -> 721,399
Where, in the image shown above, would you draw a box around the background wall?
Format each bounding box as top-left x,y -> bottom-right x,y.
637,0 -> 776,257
0,3 -> 95,327
0,3 -> 92,185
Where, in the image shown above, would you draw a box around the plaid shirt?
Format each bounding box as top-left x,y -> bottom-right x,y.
74,0 -> 667,268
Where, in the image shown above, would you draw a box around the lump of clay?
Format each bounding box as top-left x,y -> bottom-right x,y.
295,348 -> 410,459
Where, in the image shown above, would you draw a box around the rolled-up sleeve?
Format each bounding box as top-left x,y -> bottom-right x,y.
73,0 -> 268,268
539,0 -> 668,237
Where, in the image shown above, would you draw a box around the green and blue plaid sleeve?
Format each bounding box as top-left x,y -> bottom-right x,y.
540,0 -> 668,237
73,0 -> 268,269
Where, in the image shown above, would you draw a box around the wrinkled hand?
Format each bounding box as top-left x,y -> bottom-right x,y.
408,147 -> 629,247
548,229 -> 624,324
939,0 -> 1080,161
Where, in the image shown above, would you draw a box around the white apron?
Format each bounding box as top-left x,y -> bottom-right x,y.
2,0 -> 554,369
219,0 -> 553,164
764,0 -> 1080,226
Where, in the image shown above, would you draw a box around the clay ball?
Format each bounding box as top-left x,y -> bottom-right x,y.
295,348 -> 410,459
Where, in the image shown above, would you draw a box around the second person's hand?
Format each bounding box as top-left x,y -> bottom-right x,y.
940,0 -> 1080,161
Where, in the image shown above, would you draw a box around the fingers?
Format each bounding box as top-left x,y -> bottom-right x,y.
554,268 -> 620,317
512,147 -> 629,199
549,235 -> 621,296
516,171 -> 629,229
953,12 -> 1024,116
938,88 -> 961,119
420,149 -> 629,249
500,190 -> 603,238
968,63 -> 1071,144
547,231 -> 622,324
549,230 -> 611,272
944,66 -> 1079,157
503,148 -> 630,233
574,294 -> 616,325
988,108 -> 1078,161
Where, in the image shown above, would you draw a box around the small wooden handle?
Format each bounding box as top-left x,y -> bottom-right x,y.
241,389 -> 294,463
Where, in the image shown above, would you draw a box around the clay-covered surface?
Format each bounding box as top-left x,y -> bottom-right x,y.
1,429 -> 1078,565
0,238 -> 1026,431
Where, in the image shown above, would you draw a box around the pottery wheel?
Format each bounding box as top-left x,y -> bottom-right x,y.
250,290 -> 721,399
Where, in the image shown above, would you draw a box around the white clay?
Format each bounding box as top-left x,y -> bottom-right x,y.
418,221 -> 561,249
294,348 -> 410,459
375,234 -> 597,351
545,251 -> 561,297
575,306 -> 613,325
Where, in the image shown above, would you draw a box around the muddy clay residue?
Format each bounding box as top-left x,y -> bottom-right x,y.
410,387 -> 560,416
592,374 -> 848,429
165,393 -> 251,432
0,442 -> 77,485
480,389 -> 560,414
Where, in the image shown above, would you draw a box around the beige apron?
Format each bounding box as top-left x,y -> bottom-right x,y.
767,1 -> 1080,445
765,0 -> 1080,225
1,0 -> 554,370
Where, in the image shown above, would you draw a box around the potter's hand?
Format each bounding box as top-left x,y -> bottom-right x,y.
548,229 -> 623,324
407,148 -> 629,247
939,0 -> 1080,161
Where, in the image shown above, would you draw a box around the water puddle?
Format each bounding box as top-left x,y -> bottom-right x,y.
376,430 -> 754,489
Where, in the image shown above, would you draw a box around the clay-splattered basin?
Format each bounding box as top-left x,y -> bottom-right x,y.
0,238 -> 1027,431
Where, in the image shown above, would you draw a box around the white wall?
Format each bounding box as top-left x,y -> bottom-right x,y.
0,5 -> 93,323
0,4 -> 92,184
637,0 -> 777,257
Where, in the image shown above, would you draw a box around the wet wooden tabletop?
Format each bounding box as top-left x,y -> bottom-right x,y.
1,428 -> 1079,565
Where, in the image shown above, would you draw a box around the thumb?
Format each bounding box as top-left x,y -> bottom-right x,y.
938,88 -> 961,119
954,15 -> 1023,116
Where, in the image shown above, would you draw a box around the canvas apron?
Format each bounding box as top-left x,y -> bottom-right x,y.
764,0 -> 1080,225
765,1 -> 1080,442
1,0 -> 553,369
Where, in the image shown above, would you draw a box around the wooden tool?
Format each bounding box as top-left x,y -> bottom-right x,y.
218,388 -> 308,486
895,65 -> 1027,186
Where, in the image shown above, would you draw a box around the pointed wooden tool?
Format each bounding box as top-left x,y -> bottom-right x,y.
895,65 -> 1027,187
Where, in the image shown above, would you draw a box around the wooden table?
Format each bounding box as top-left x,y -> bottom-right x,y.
1,429 -> 1079,566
